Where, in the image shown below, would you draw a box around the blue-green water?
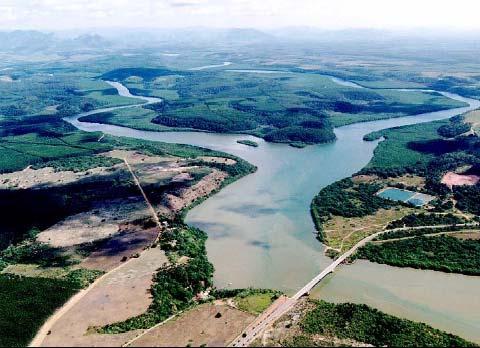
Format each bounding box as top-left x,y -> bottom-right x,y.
378,188 -> 416,202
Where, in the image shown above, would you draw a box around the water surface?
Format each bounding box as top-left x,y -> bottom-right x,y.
67,81 -> 480,342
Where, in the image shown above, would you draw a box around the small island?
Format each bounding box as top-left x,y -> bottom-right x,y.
237,139 -> 259,147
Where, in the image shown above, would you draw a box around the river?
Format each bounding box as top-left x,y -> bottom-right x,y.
66,79 -> 480,343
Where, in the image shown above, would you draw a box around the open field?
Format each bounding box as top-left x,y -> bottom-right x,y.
128,302 -> 254,347
323,207 -> 414,252
38,247 -> 168,347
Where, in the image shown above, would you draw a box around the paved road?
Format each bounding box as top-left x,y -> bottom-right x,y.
229,222 -> 478,347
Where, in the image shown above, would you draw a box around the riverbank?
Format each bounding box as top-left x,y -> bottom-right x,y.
68,80 -> 480,342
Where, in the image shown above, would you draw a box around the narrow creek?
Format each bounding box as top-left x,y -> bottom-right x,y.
66,79 -> 480,343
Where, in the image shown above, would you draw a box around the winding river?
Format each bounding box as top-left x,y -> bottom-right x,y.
66,79 -> 480,343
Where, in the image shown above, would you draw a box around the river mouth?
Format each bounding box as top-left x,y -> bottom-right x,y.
66,81 -> 480,342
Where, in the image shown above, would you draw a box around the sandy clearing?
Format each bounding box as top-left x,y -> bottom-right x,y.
199,156 -> 236,165
128,303 -> 254,347
104,150 -> 177,165
441,172 -> 480,190
0,164 -> 123,190
37,199 -> 150,248
39,247 -> 168,347
164,169 -> 228,212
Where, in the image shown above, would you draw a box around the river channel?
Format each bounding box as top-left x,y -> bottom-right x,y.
67,79 -> 480,342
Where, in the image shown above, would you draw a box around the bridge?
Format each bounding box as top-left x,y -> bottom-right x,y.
229,223 -> 477,347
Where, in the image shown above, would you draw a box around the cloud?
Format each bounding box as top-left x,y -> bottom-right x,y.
1,0 -> 480,30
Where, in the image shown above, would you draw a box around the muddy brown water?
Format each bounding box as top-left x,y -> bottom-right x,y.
66,80 -> 480,343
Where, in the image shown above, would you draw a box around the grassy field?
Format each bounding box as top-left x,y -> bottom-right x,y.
234,290 -> 279,315
465,109 -> 480,133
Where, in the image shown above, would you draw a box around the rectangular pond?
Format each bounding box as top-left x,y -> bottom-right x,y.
377,188 -> 435,207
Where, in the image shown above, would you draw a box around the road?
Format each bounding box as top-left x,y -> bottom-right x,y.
229,222 -> 478,347
30,159 -> 163,347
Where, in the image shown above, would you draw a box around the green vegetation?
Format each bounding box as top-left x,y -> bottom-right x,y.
234,289 -> 280,315
92,67 -> 463,144
311,178 -> 395,241
438,115 -> 471,138
363,120 -> 449,170
376,224 -> 476,241
98,225 -> 214,334
31,155 -> 122,172
454,185 -> 480,215
387,213 -> 466,229
301,300 -> 476,347
236,139 -> 259,147
0,274 -> 80,347
357,235 -> 480,275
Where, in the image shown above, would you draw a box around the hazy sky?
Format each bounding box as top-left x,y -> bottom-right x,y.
1,0 -> 480,31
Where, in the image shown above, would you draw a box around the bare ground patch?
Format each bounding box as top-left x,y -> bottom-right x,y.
0,163 -> 123,190
36,199 -> 150,248
80,224 -> 158,272
441,172 -> 480,190
128,302 -> 254,347
163,169 -> 228,213
39,247 -> 168,347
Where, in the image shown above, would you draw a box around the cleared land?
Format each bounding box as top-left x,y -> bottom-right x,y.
38,247 -> 168,347
442,172 -> 480,189
128,302 -> 254,347
323,207 -> 414,252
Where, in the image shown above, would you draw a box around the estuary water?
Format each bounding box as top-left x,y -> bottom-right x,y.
66,80 -> 480,342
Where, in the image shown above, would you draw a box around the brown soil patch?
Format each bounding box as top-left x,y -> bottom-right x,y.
386,174 -> 426,188
40,247 -> 168,347
37,199 -> 150,248
442,172 -> 480,190
104,150 -> 176,165
164,169 -> 228,212
80,225 -> 158,272
128,303 -> 254,347
451,231 -> 480,240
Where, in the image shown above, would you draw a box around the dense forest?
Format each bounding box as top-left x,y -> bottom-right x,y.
387,213 -> 465,229
356,235 -> 480,275
300,300 -> 476,347
0,274 -> 80,347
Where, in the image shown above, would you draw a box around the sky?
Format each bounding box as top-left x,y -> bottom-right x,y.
1,0 -> 480,31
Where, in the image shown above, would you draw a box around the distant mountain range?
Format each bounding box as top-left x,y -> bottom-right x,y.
1,27 -> 480,54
